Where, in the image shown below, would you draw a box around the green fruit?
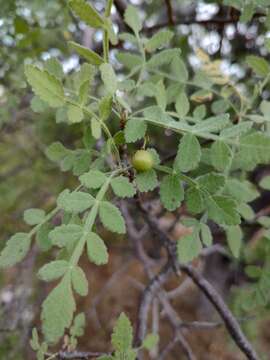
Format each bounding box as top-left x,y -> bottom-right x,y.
132,150 -> 154,172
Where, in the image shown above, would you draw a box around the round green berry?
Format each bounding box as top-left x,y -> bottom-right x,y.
132,150 -> 154,172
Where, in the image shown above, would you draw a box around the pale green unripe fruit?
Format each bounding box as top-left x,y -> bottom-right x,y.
132,150 -> 154,172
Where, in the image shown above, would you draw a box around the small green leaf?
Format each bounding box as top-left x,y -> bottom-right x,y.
38,260 -> 68,282
206,196 -> 240,226
238,132 -> 270,167
36,223 -> 52,252
186,187 -> 205,214
240,3 -> 255,23
111,176 -> 136,198
31,96 -> 48,113
57,189 -> 95,213
99,96 -> 112,121
41,277 -> 75,344
79,170 -> 107,189
69,41 -> 104,66
171,56 -> 188,82
44,58 -> 64,80
71,266 -> 88,296
91,118 -> 102,139
0,233 -> 31,268
124,118 -> 147,143
210,140 -> 232,172
70,313 -> 86,337
116,52 -> 143,69
226,225 -> 243,258
45,142 -> 70,163
145,30 -> 173,52
112,313 -> 133,352
100,63 -> 118,94
155,80 -> 167,111
142,333 -> 159,350
174,134 -> 201,173
49,224 -> 82,247
147,49 -> 181,68
160,174 -> 184,211
225,179 -> 259,203
86,232 -> 108,265
136,169 -> 158,192
200,223 -> 213,247
124,5 -> 142,34
260,175 -> 270,190
30,328 -> 40,351
67,104 -> 84,124
220,122 -> 252,139
73,63 -> 96,93
197,173 -> 225,194
175,91 -> 190,117
246,55 -> 270,76
24,208 -> 45,226
69,0 -> 104,28
177,230 -> 202,264
193,114 -> 230,134
99,202 -> 126,234
237,203 -> 255,221
25,65 -> 65,108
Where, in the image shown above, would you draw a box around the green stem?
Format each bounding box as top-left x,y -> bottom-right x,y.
154,164 -> 198,187
66,99 -> 122,167
29,207 -> 59,237
103,0 -> 114,63
69,170 -> 120,268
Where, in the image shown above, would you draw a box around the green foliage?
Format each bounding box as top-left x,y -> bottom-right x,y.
69,0 -> 104,29
142,333 -> 159,350
57,189 -> 95,213
24,65 -> 65,108
177,230 -> 202,264
145,30 -> 173,52
0,233 -> 31,268
111,176 -> 136,198
124,119 -> 147,143
210,140 -> 232,172
41,276 -> 76,343
135,169 -> 158,192
226,225 -> 243,258
38,260 -> 69,282
99,201 -> 126,234
100,63 -> 118,95
96,313 -> 157,360
71,266 -> 88,296
124,5 -> 142,34
24,208 -> 46,225
49,224 -> 82,248
69,42 -> 104,66
5,0 -> 270,356
79,170 -> 107,189
174,134 -> 201,173
160,174 -> 184,211
86,232 -> 108,265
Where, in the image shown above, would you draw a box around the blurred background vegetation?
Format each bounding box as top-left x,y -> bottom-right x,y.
1,1 -> 270,359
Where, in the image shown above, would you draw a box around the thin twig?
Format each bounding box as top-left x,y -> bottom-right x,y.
136,201 -> 259,360
135,263 -> 172,345
180,264 -> 259,360
55,351 -> 107,359
164,0 -> 174,25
